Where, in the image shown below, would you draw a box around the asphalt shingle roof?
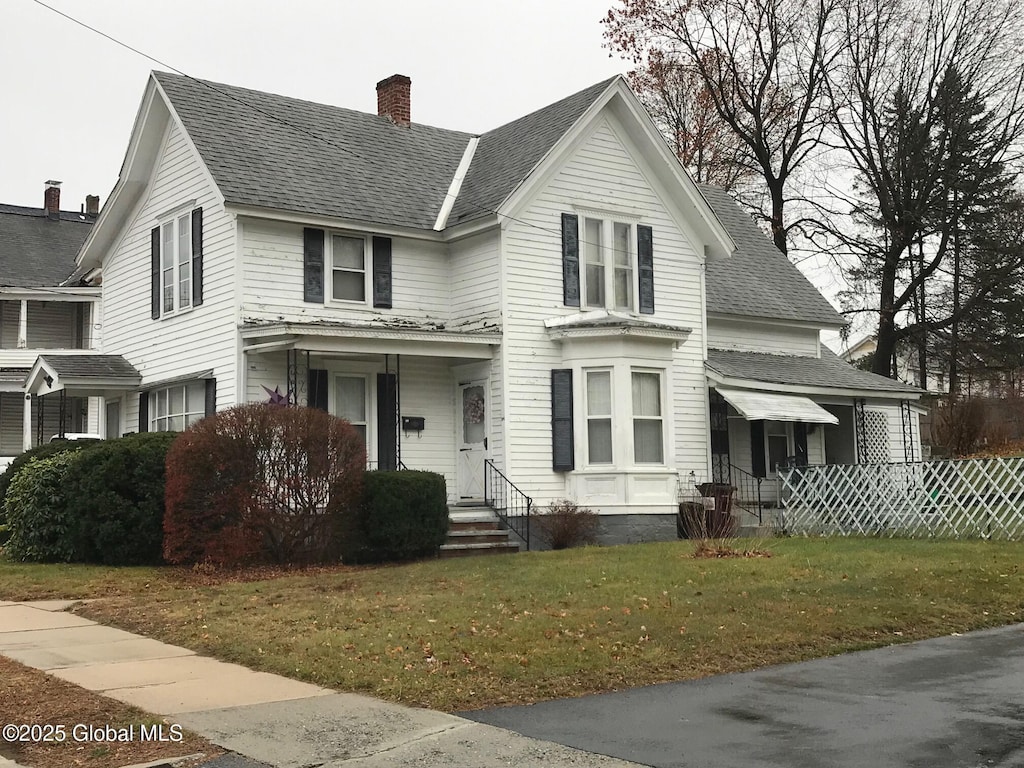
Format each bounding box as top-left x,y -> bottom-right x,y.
154,72 -> 473,230
707,348 -> 922,394
449,78 -> 617,225
41,354 -> 140,380
699,186 -> 844,327
0,204 -> 93,287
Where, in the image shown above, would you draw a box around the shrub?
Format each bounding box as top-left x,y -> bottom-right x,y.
62,432 -> 178,565
534,499 -> 600,550
164,404 -> 365,566
0,440 -> 96,518
343,470 -> 448,563
3,453 -> 78,562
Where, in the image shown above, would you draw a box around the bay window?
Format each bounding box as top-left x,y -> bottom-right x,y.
632,371 -> 663,463
585,370 -> 613,464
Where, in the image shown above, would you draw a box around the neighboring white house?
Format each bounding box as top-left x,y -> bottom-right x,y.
0,182 -> 131,470
61,71 -> 924,544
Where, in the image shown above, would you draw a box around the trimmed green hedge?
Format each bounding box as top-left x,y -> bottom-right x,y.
2,433 -> 177,565
62,432 -> 178,565
3,452 -> 79,562
345,470 -> 448,563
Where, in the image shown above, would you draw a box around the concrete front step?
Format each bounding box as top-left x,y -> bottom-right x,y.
443,505 -> 521,557
439,541 -> 521,558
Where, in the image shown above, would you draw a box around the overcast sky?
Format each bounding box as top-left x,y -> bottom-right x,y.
2,0 -> 625,211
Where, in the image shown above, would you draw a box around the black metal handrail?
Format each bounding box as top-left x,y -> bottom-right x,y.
729,464 -> 765,524
483,459 -> 532,548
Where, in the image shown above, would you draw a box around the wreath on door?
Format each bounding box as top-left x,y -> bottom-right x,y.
464,390 -> 485,424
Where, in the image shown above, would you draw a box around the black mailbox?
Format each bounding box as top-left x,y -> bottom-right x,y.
401,416 -> 425,432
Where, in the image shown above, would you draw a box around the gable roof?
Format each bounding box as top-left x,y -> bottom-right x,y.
448,78 -> 618,226
0,204 -> 94,287
152,73 -> 622,233
153,72 -> 473,230
707,348 -> 922,395
699,185 -> 844,328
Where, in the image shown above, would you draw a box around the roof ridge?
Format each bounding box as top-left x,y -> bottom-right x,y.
152,70 -> 474,138
477,76 -> 619,138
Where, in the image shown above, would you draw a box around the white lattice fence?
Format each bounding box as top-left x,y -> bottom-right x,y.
778,457 -> 1024,539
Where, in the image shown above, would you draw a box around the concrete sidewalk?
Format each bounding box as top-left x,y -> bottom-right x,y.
0,601 -> 642,768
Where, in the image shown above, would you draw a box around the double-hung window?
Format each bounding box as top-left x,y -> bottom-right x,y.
631,370 -> 664,464
582,218 -> 635,311
585,370 -> 613,464
331,235 -> 367,302
336,375 -> 368,445
160,213 -> 192,314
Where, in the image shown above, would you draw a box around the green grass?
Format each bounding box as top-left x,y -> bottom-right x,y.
2,538 -> 1023,711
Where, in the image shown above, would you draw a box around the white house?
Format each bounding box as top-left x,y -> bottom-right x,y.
0,183 -> 129,470
58,71 -> 924,544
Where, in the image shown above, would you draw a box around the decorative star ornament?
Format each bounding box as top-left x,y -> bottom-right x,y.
262,385 -> 290,406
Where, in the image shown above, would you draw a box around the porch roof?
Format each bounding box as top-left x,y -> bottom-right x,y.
240,320 -> 500,359
25,354 -> 141,396
0,367 -> 30,391
718,388 -> 839,424
707,348 -> 924,399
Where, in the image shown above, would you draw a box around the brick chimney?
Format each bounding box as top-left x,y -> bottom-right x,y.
376,75 -> 411,126
44,180 -> 62,220
85,195 -> 100,217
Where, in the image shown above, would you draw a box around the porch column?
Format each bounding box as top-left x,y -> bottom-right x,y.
17,300 -> 27,349
22,394 -> 32,451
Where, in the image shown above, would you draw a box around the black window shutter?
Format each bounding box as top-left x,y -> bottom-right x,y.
377,373 -> 398,470
204,378 -> 217,417
138,391 -> 149,433
303,228 -> 325,303
191,207 -> 204,307
561,213 -> 580,308
638,224 -> 655,314
551,369 -> 574,471
150,227 -> 161,319
308,369 -> 328,411
750,420 -> 766,478
794,422 -> 808,466
372,236 -> 393,308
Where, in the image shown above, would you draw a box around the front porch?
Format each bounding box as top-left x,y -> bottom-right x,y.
240,321 -> 503,507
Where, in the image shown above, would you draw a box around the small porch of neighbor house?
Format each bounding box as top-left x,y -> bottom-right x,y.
240,322 -> 504,506
17,355 -> 142,463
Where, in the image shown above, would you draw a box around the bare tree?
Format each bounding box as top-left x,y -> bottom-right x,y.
628,52 -> 759,192
604,0 -> 846,254
827,0 -> 1024,379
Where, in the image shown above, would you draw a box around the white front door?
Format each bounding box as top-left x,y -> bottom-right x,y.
457,380 -> 487,499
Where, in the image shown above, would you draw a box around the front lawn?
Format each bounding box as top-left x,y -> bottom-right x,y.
2,538 -> 1022,711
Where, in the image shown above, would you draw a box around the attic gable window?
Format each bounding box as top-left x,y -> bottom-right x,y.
151,207 -> 204,319
563,214 -> 654,315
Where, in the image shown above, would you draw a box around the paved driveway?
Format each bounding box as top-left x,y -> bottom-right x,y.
464,624 -> 1024,768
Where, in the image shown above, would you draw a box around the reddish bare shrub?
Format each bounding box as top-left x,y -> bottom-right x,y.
163,404 -> 365,566
534,499 -> 600,550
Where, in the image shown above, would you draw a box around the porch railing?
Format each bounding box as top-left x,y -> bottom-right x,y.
729,464 -> 766,524
366,459 -> 410,471
483,459 -> 532,548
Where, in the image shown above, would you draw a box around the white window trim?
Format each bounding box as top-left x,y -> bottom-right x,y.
764,421 -> 794,476
580,218 -> 638,313
150,381 -> 205,432
631,368 -> 665,465
329,372 -> 375,463
157,211 -> 194,317
327,233 -> 371,305
584,367 -> 614,466
577,364 -> 670,470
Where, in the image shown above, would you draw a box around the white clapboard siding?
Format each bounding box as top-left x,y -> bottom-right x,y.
241,218 -> 450,325
104,120 -> 237,431
449,230 -> 501,327
708,318 -> 819,357
501,117 -> 708,503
